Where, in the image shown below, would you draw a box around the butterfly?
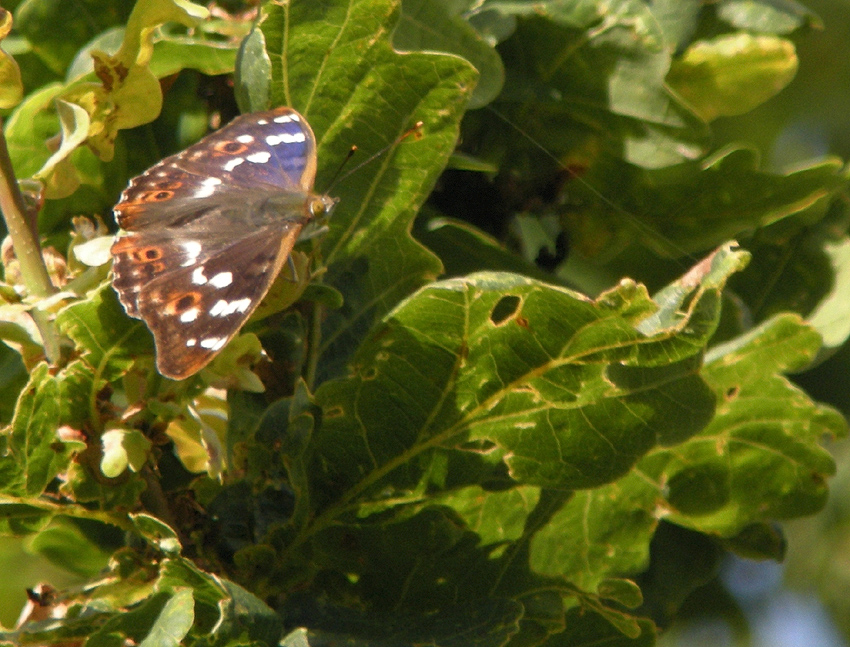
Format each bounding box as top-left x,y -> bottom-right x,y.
111,107 -> 336,380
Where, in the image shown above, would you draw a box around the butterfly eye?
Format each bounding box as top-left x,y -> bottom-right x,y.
309,196 -> 330,217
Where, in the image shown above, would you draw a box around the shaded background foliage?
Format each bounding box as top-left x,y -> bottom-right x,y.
0,0 -> 850,646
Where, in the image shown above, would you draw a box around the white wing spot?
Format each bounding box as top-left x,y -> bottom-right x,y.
180,241 -> 202,267
186,338 -> 197,347
232,298 -> 252,313
210,297 -> 252,317
223,157 -> 244,172
180,308 -> 200,323
273,114 -> 293,123
209,271 -> 233,288
200,337 -> 227,350
257,119 -> 268,125
194,176 -> 222,198
266,132 -> 305,145
236,134 -> 254,144
192,266 -> 208,285
210,300 -> 227,317
246,151 -> 271,164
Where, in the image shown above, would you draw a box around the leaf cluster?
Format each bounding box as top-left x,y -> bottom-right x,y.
0,1 -> 848,646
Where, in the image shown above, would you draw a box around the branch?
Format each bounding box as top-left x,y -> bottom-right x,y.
0,116 -> 61,364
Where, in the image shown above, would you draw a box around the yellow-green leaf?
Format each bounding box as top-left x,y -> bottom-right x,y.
668,33 -> 798,122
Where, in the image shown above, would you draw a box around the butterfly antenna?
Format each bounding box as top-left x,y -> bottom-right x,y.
485,105 -> 697,263
324,145 -> 359,193
325,121 -> 424,192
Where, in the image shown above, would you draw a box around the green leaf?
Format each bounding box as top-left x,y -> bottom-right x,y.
654,314 -> 847,535
56,284 -> 152,379
718,0 -> 821,34
101,428 -> 153,478
631,521 -> 723,629
68,25 -> 239,82
807,237 -> 850,355
527,476 -> 658,591
28,521 -> 111,576
478,0 -> 707,168
525,312 -> 844,594
720,522 -> 786,561
313,246 -> 743,500
5,82 -> 67,181
667,34 -> 799,122
71,0 -> 211,159
0,346 -> 27,425
564,147 -> 846,259
9,0 -> 223,186
0,300 -> 44,367
234,23 -> 271,113
598,578 -> 643,609
288,508 -> 524,644
13,0 -> 131,75
216,579 -> 283,647
87,591 -> 173,647
3,78 -> 118,223
165,388 -> 230,477
0,501 -> 53,536
256,0 -> 477,379
147,36 -> 238,79
0,8 -> 23,108
550,606 -> 655,646
32,99 -> 90,199
445,485 -> 539,547
415,213 -> 557,281
138,588 -> 194,647
2,364 -> 64,496
64,455 -> 149,511
131,513 -> 182,555
395,0 -> 504,109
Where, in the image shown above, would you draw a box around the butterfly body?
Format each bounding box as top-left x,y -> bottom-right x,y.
111,107 -> 334,380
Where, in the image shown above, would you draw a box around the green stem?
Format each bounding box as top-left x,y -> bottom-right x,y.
0,493 -> 136,532
304,237 -> 327,390
305,300 -> 323,390
0,116 -> 61,363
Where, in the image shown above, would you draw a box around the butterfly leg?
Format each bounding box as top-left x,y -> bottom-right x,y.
287,253 -> 300,283
297,221 -> 330,241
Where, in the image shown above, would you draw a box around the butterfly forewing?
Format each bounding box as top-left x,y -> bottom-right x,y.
113,109 -> 317,232
110,106 -> 333,380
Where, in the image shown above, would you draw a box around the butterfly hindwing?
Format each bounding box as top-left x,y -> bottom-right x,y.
135,224 -> 304,379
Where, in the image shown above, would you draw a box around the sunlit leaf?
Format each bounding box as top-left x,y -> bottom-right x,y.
668,34 -> 799,122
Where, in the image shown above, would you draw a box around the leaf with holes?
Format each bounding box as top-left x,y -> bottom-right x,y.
311,244 -> 746,502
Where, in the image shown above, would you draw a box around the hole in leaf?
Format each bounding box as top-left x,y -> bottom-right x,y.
490,295 -> 521,325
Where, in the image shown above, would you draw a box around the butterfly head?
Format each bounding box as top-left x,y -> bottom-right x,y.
310,194 -> 338,219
